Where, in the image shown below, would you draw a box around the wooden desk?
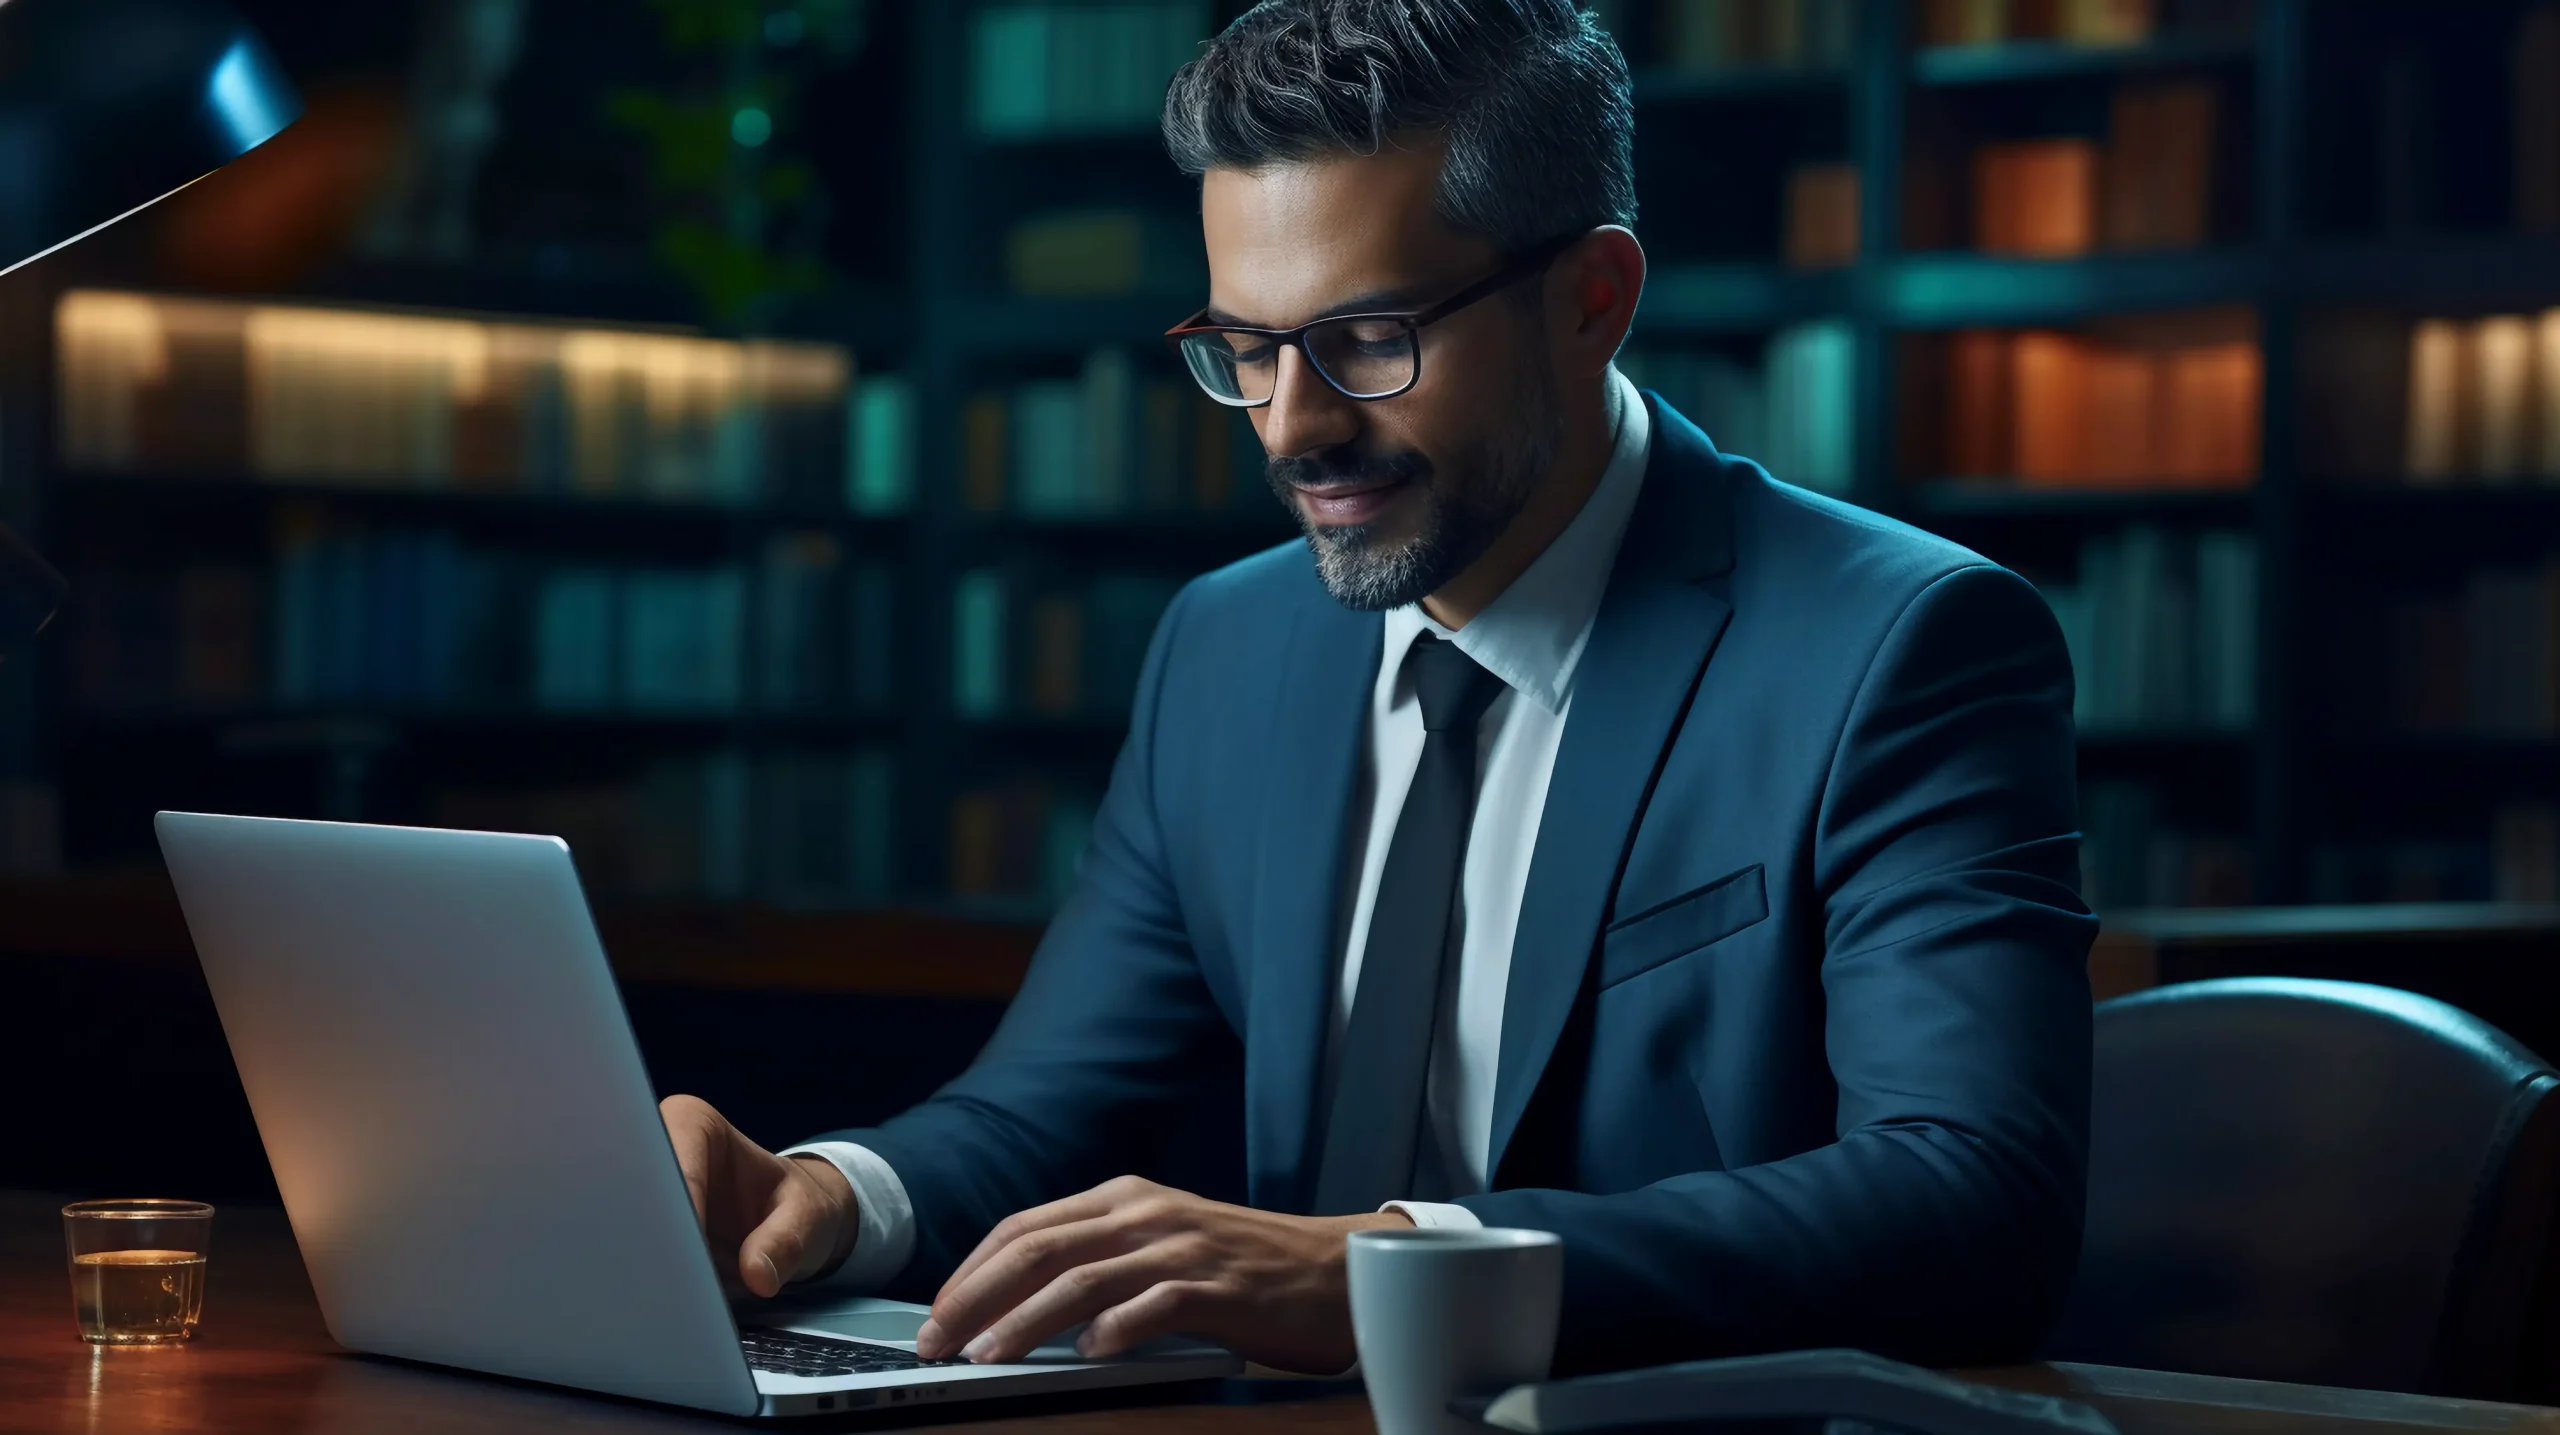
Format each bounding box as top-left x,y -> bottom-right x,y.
7,1188 -> 2560,1435
0,1190 -> 1362,1434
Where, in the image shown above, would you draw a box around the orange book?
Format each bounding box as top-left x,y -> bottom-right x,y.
2159,340 -> 2261,486
2102,82 -> 2218,250
1974,147 -> 2016,252
2080,343 -> 2157,484
2008,0 -> 2063,40
962,392 -> 1009,511
2011,330 -> 2091,483
1784,162 -> 1861,270
1922,0 -> 2011,46
451,393 -> 520,491
2059,0 -> 2152,45
1976,140 -> 2099,256
1946,330 -> 2013,477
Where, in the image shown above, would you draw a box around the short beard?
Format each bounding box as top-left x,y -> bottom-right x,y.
1266,366 -> 1563,612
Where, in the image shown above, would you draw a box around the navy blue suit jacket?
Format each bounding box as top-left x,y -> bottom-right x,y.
821,395 -> 2096,1372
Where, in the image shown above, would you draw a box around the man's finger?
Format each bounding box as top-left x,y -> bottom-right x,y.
739,1198 -> 815,1299
939,1184 -> 1134,1295
956,1248 -> 1185,1364
918,1212 -> 1144,1358
1078,1278 -> 1219,1359
659,1096 -> 719,1230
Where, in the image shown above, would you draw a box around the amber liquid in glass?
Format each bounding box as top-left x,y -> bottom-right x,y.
70,1249 -> 205,1343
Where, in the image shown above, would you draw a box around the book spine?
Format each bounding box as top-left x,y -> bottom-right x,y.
1082,349 -> 1134,515
953,568 -> 1010,719
2405,318 -> 2469,483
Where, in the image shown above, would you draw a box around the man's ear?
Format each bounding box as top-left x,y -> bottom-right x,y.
1557,226 -> 1646,370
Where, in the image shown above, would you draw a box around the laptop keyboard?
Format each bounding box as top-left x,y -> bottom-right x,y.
741,1327 -> 973,1379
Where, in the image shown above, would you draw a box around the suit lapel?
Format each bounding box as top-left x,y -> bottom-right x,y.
1247,593 -> 1381,1214
1487,397 -> 1737,1176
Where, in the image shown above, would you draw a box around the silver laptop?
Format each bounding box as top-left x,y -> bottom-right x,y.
155,810 -> 1242,1418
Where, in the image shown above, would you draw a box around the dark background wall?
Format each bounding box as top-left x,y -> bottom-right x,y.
3,0 -> 2560,1200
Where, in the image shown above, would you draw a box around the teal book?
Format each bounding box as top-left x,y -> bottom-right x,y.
1765,319 -> 1855,497
270,529 -> 321,707
619,567 -> 745,714
847,748 -> 896,902
2077,532 -> 2126,730
953,568 -> 1010,719
1012,381 -> 1086,517
1081,349 -> 1133,515
848,374 -> 916,515
972,7 -> 1052,136
534,567 -> 618,712
2195,530 -> 2258,730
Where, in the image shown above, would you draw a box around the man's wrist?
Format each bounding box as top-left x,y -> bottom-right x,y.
788,1153 -> 861,1280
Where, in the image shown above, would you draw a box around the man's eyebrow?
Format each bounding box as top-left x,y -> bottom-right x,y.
1199,286 -> 1431,329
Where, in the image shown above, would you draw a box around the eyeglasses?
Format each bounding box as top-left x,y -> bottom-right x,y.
1164,233 -> 1582,408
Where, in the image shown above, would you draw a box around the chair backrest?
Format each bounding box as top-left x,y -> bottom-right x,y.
2043,977 -> 2560,1399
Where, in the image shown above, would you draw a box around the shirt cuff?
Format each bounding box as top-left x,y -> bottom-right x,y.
1381,1200 -> 1483,1230
779,1140 -> 916,1291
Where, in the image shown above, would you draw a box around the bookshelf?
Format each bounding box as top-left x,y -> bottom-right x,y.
3,281 -> 919,910
1617,0 -> 2560,910
900,1 -> 1297,914
5,0 -> 2560,920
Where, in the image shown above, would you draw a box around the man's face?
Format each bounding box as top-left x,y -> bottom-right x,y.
1199,143 -> 1563,611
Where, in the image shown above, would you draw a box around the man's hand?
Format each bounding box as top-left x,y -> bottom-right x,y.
911,1175 -> 1412,1373
658,1094 -> 857,1298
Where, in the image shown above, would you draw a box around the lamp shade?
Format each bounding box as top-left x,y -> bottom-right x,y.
0,0 -> 301,278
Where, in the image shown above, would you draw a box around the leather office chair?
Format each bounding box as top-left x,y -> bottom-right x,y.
2042,977 -> 2560,1399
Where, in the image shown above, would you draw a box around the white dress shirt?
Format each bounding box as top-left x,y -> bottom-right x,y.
790,368 -> 1652,1284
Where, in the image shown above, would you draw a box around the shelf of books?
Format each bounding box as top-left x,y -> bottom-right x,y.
33,287 -> 919,912
1618,0 -> 2560,907
1891,0 -> 2275,909
907,0 -> 1278,914
11,0 -> 2560,924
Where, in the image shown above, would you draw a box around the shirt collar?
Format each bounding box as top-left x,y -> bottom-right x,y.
1381,367 -> 1652,713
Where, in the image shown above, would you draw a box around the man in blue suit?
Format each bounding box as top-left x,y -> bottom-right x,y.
661,0 -> 2094,1377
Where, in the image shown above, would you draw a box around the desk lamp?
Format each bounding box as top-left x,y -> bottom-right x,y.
0,0 -> 302,655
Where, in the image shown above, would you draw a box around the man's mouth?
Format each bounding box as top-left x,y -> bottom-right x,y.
1290,473 -> 1412,526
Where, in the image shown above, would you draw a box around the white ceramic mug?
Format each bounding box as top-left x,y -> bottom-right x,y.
1346,1227 -> 1563,1435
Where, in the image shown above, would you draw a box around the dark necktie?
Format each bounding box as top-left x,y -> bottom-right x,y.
1312,633 -> 1508,1216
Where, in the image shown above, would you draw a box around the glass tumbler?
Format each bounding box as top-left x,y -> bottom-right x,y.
62,1199 -> 214,1344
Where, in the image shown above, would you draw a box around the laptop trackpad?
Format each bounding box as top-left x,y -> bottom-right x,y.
741,1295 -> 932,1344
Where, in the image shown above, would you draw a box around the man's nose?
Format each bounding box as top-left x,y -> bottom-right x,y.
1256,344 -> 1361,460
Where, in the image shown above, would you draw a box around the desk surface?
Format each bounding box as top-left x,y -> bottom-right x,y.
7,1188 -> 2560,1435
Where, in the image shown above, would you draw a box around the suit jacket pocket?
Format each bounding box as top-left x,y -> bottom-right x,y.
1600,864 -> 1768,988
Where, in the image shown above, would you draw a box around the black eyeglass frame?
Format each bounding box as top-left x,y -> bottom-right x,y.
1163,231 -> 1585,408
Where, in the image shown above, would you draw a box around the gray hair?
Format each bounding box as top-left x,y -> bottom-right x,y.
1161,0 -> 1636,255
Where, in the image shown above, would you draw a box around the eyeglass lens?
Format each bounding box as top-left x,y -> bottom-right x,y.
1179,317 -> 1419,405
